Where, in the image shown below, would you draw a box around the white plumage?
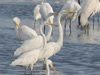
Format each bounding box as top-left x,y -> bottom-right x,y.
33,4 -> 41,27
13,17 -> 37,41
10,49 -> 40,67
60,0 -> 81,22
39,10 -> 71,67
14,35 -> 43,56
33,5 -> 41,21
14,23 -> 53,56
10,49 -> 40,74
60,0 -> 81,34
38,11 -> 76,74
40,2 -> 54,23
10,21 -> 47,75
79,0 -> 100,26
95,0 -> 100,13
14,2 -> 56,56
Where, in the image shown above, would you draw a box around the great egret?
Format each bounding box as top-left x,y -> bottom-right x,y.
14,22 -> 57,56
79,0 -> 100,29
33,4 -> 41,29
60,0 -> 81,35
14,11 -> 58,56
10,48 -> 40,75
38,10 -> 75,72
13,17 -> 37,41
10,22 -> 56,75
40,2 -> 54,33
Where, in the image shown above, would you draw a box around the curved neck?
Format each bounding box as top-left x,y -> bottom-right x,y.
40,23 -> 47,51
57,13 -> 63,48
46,25 -> 52,41
39,23 -> 47,60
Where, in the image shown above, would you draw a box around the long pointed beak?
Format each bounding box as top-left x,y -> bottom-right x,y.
46,22 -> 58,27
64,11 -> 76,13
52,12 -> 58,15
16,23 -> 22,30
50,64 -> 56,72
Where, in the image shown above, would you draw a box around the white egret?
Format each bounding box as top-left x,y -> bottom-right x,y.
10,22 -> 51,75
33,4 -> 41,28
12,11 -> 74,74
40,2 -> 54,33
38,10 -> 75,72
10,48 -> 40,75
79,0 -> 100,29
14,17 -> 57,56
37,21 -> 57,74
60,0 -> 81,35
13,17 -> 37,41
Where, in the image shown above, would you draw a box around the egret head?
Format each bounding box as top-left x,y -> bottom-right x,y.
13,17 -> 22,30
13,17 -> 20,25
48,60 -> 56,72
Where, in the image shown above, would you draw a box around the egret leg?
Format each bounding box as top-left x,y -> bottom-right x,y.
78,14 -> 81,25
44,26 -> 46,34
25,66 -> 28,75
30,64 -> 33,75
69,19 -> 71,36
45,58 -> 50,75
34,20 -> 36,30
86,24 -> 89,36
64,19 -> 66,35
93,16 -> 95,30
64,18 -> 67,31
43,59 -> 46,70
97,16 -> 99,30
40,19 -> 42,24
64,19 -> 70,34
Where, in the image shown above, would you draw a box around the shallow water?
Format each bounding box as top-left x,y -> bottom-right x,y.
0,2 -> 100,75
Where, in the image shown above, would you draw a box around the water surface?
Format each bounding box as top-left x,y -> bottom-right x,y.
0,2 -> 100,75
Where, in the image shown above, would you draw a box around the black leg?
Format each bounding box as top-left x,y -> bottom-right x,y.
34,20 -> 36,30
43,60 -> 46,70
93,16 -> 95,30
25,67 -> 28,75
30,64 -> 33,75
31,71 -> 32,75
64,19 -> 67,33
97,15 -> 99,30
44,26 -> 45,34
69,19 -> 71,36
87,24 -> 89,36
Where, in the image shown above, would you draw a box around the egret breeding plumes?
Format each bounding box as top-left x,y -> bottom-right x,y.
79,0 -> 100,28
13,17 -> 37,41
60,0 -> 81,34
33,4 -> 41,28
